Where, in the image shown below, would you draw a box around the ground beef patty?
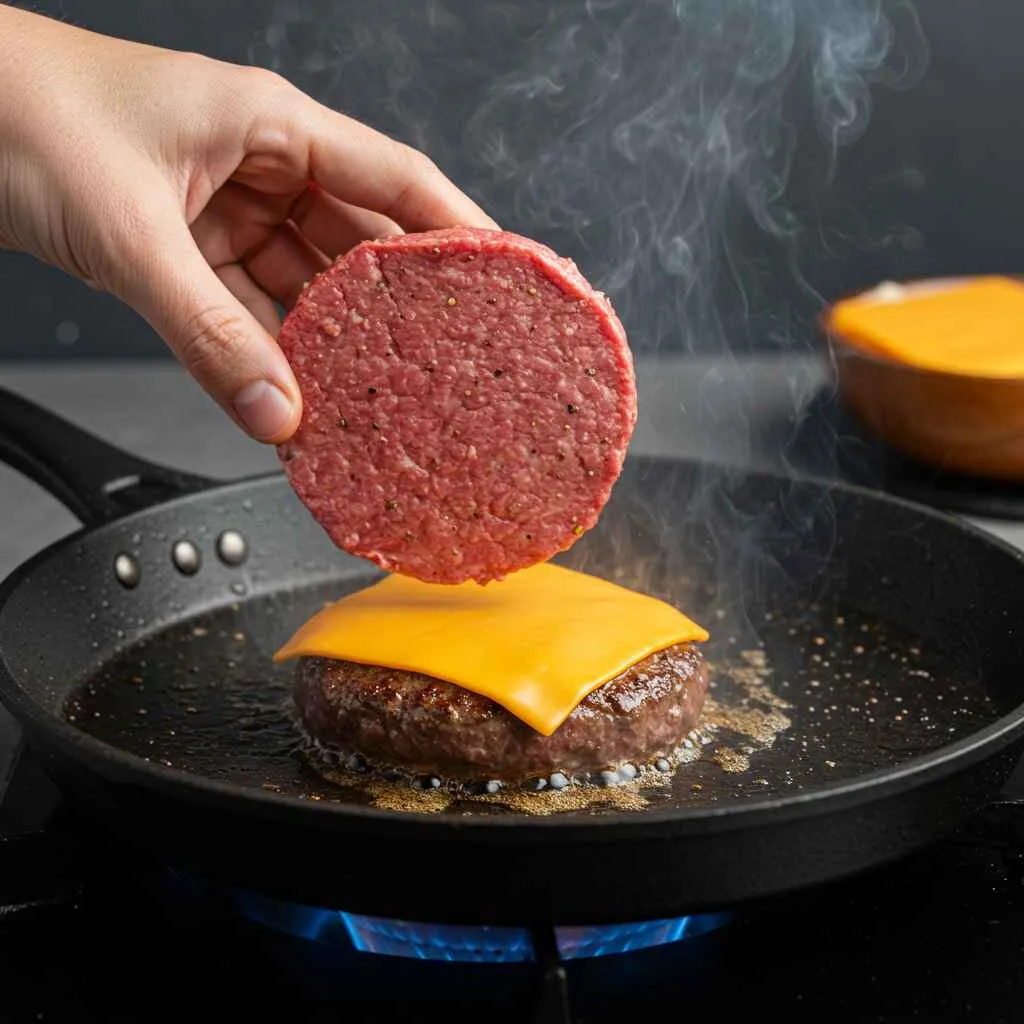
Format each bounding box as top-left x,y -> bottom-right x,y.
293,644 -> 708,784
276,227 -> 637,585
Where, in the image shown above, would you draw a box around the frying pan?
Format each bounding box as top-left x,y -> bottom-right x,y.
2,383 -> 1024,928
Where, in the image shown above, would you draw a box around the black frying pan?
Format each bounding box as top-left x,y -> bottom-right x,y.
2,384 -> 1024,927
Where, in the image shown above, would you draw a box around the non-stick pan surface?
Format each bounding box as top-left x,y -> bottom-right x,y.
2,386 -> 1024,925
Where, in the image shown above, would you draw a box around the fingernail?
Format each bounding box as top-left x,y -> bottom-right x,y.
232,381 -> 295,442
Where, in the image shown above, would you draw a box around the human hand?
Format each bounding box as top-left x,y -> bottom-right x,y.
0,5 -> 496,442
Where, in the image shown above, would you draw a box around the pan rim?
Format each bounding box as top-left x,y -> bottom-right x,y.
2,460 -> 1024,838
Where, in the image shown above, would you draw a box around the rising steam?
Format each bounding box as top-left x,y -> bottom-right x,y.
251,0 -> 930,635
252,0 -> 928,355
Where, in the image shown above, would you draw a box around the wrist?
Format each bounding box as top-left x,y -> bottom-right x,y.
0,6 -> 106,132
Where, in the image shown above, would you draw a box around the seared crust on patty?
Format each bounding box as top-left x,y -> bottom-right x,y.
294,643 -> 708,783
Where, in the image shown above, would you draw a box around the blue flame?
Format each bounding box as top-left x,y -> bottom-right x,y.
341,914 -> 534,962
554,913 -> 729,959
228,887 -> 731,962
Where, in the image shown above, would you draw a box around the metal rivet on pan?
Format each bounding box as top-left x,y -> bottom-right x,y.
113,553 -> 140,589
171,540 -> 201,576
216,530 -> 248,567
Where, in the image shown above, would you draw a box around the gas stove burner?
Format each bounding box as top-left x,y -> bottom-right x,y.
230,886 -> 732,963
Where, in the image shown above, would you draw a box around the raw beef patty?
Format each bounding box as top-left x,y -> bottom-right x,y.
276,227 -> 636,584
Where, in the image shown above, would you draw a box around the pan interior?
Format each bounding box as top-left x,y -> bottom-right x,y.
63,580 -> 1001,817
49,460 -> 1019,820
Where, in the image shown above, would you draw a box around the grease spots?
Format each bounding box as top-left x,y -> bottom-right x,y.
62,582 -> 1000,821
298,641 -> 793,817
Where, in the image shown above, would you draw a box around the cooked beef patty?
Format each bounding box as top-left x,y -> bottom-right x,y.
293,644 -> 708,784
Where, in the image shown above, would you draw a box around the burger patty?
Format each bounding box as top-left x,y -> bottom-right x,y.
293,644 -> 708,784
275,226 -> 637,585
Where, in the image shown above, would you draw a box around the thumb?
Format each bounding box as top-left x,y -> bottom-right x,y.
116,215 -> 303,445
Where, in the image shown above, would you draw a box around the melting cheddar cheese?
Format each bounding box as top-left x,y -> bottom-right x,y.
273,563 -> 708,736
828,276 -> 1024,378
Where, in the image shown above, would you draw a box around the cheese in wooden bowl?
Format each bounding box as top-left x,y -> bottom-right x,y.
824,275 -> 1024,481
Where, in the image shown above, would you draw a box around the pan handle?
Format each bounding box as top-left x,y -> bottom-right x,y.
0,385 -> 214,526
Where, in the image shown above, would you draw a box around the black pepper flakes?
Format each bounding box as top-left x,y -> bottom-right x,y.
584,367 -> 597,377
567,403 -> 578,414
371,422 -> 381,431
367,386 -> 378,395
337,416 -> 348,428
493,369 -> 504,377
385,499 -> 398,511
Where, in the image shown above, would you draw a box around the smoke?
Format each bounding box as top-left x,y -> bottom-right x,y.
251,0 -> 930,635
251,0 -> 928,358
462,0 -> 927,354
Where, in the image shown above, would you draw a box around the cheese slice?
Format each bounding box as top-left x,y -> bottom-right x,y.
828,275 -> 1024,378
273,562 -> 709,736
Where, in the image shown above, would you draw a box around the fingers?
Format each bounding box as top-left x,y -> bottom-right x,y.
290,183 -> 402,257
237,74 -> 499,233
306,109 -> 498,232
191,181 -> 386,307
189,182 -> 293,268
215,262 -> 281,335
119,210 -> 302,445
244,219 -> 329,309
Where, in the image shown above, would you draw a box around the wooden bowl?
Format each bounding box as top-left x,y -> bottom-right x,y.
825,277 -> 1024,482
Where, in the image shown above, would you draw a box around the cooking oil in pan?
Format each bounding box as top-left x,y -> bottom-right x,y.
63,582 -> 1002,818
290,643 -> 792,816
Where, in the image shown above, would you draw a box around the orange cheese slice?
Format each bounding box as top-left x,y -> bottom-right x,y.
828,276 -> 1024,377
273,562 -> 708,736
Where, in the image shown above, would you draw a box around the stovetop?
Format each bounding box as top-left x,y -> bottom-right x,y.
7,355 -> 1024,584
1,727 -> 1023,1024
4,358 -> 1024,1022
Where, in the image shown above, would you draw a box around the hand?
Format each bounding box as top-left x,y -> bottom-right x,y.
0,5 -> 496,442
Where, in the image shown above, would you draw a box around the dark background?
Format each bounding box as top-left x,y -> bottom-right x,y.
0,0 -> 1019,361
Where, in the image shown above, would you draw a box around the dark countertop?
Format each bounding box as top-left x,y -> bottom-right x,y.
4,354 -> 1024,585
0,353 -> 819,578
